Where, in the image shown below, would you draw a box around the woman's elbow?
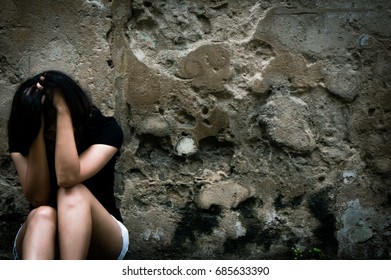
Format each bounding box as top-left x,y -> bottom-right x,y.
25,192 -> 50,208
56,174 -> 79,188
30,199 -> 50,208
56,166 -> 81,188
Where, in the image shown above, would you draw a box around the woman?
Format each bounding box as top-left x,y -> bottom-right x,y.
8,70 -> 128,260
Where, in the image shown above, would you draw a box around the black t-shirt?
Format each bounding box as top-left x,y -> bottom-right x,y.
9,107 -> 124,222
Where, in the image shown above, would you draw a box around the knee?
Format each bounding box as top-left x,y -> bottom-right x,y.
57,184 -> 89,210
29,206 -> 57,227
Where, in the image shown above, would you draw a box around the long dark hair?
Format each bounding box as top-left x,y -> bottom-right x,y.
8,70 -> 92,155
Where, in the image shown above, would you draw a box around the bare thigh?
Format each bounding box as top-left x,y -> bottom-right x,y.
15,206 -> 57,259
57,184 -> 123,259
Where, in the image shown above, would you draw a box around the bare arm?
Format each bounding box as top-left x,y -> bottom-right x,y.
54,94 -> 80,187
11,122 -> 51,207
53,92 -> 118,188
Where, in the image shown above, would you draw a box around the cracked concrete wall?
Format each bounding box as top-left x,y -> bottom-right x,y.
1,0 -> 391,259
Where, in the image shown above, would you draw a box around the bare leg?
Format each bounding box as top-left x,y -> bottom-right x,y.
57,184 -> 123,260
15,206 -> 57,260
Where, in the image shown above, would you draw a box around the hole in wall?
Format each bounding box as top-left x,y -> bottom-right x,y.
368,108 -> 376,117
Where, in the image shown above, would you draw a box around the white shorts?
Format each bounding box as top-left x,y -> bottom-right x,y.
13,217 -> 129,260
12,224 -> 23,260
113,216 -> 129,260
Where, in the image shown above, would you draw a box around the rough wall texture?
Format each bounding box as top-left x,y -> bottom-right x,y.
1,0 -> 390,260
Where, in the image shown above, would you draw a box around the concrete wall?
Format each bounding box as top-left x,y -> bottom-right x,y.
1,0 -> 390,259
